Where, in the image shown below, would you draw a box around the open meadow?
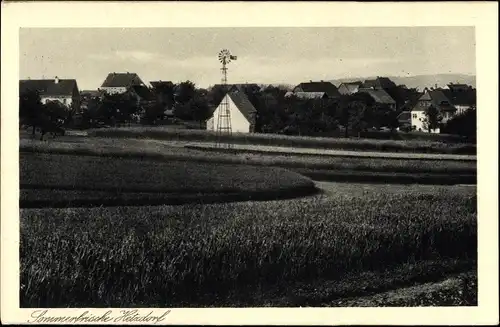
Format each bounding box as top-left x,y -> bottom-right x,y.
20,135 -> 477,185
19,133 -> 477,307
20,181 -> 477,307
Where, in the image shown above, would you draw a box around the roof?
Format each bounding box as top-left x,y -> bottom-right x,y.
397,111 -> 411,122
20,79 -> 78,97
412,90 -> 457,112
101,72 -> 145,88
225,89 -> 257,123
129,85 -> 154,100
338,82 -> 362,94
150,81 -> 174,88
362,77 -> 397,90
358,88 -> 396,105
294,81 -> 340,97
441,88 -> 476,107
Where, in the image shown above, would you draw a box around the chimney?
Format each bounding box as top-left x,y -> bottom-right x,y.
54,76 -> 59,84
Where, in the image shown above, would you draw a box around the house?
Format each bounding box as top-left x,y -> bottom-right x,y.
442,84 -> 476,115
206,88 -> 257,134
358,88 -> 397,110
19,76 -> 80,112
410,89 -> 456,133
99,72 -> 146,94
362,77 -> 397,90
445,83 -> 471,92
292,80 -> 341,99
338,81 -> 363,95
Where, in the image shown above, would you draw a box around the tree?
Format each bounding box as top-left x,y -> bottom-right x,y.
337,93 -> 372,137
175,80 -> 197,106
151,81 -> 176,112
442,108 -> 476,141
422,105 -> 442,133
98,93 -> 138,126
142,102 -> 166,125
19,89 -> 44,136
173,90 -> 212,127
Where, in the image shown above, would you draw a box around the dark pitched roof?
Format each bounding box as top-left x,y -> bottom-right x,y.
294,81 -> 340,97
441,88 -> 476,107
227,89 -> 257,123
129,85 -> 154,100
20,79 -> 78,97
358,88 -> 396,105
150,81 -> 174,88
101,72 -> 145,88
362,77 -> 397,90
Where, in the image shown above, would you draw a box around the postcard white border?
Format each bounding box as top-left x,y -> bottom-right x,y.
1,1 -> 498,325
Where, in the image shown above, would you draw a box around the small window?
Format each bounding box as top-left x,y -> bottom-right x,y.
412,114 -> 417,119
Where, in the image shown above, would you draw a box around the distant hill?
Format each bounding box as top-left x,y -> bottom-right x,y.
329,74 -> 476,90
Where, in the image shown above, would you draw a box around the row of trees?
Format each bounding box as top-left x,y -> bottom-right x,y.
20,80 -> 476,140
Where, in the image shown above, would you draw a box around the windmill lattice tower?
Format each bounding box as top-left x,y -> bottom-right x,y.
215,49 -> 237,149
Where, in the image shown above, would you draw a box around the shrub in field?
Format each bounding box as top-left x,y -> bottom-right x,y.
20,185 -> 477,307
88,127 -> 476,155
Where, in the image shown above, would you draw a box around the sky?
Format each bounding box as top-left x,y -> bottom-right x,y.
19,27 -> 476,90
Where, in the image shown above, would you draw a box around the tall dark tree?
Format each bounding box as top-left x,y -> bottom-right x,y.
175,80 -> 197,106
19,89 -> 44,136
442,108 -> 476,141
422,105 -> 442,133
151,81 -> 176,112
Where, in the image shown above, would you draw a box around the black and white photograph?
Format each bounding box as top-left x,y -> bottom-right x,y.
1,1 -> 498,325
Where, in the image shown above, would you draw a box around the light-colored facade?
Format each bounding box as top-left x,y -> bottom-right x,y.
206,94 -> 254,134
410,110 -> 440,133
99,86 -> 128,95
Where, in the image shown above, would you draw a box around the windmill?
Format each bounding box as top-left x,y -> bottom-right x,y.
215,49 -> 237,148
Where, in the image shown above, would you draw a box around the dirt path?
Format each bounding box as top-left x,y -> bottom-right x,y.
158,140 -> 476,161
327,273 -> 476,307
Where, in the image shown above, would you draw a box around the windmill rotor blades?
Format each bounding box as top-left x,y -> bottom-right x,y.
218,49 -> 232,63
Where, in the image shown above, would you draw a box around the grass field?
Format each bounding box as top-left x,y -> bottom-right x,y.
20,153 -> 316,207
20,182 -> 477,307
20,137 -> 477,185
88,127 -> 476,155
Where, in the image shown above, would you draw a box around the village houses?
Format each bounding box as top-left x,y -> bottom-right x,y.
20,76 -> 81,112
